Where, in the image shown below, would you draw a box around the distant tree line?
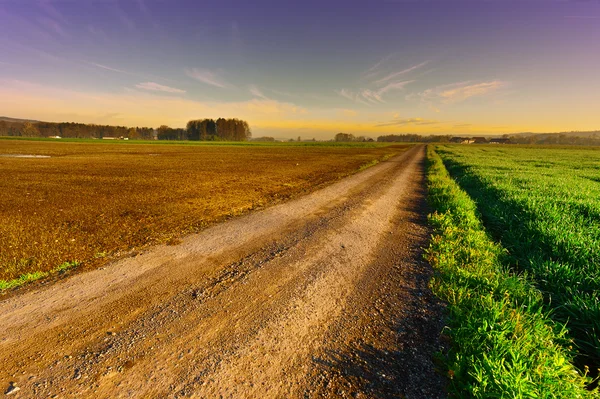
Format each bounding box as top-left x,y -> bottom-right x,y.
186,118 -> 251,141
376,133 -> 600,145
0,117 -> 252,142
0,120 -> 155,140
334,133 -> 374,142
504,133 -> 600,146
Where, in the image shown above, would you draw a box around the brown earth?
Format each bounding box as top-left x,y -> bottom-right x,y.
0,145 -> 447,398
0,139 -> 406,282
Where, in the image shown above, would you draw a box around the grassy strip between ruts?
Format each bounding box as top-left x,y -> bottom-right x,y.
425,146 -> 597,398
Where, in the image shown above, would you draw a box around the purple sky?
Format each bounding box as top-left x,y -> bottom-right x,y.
1,0 -> 599,138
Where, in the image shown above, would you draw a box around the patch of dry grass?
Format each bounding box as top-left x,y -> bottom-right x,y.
0,140 -> 408,284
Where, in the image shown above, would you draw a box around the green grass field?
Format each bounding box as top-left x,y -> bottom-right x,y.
434,144 -> 600,377
425,146 -> 595,398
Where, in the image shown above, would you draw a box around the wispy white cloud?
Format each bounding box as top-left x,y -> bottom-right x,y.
337,80 -> 413,105
115,4 -> 135,32
363,53 -> 396,78
376,117 -> 439,127
83,60 -> 169,84
336,88 -> 380,104
135,0 -> 160,29
339,55 -> 422,105
38,0 -> 66,23
361,89 -> 384,103
412,80 -> 507,104
38,16 -> 67,38
248,84 -> 268,99
84,61 -> 128,74
377,80 -> 414,95
336,89 -> 370,105
245,99 -> 307,115
87,25 -> 109,42
337,89 -> 354,101
136,0 -> 150,14
373,61 -> 429,85
135,82 -> 186,94
186,68 -> 233,89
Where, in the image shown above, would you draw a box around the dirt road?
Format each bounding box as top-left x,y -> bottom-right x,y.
0,145 -> 446,398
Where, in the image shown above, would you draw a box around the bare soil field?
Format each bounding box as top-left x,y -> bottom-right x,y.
0,140 -> 406,285
0,145 -> 446,398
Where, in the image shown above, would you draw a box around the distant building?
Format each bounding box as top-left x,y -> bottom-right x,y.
450,137 -> 474,144
102,136 -> 128,140
473,137 -> 487,144
490,138 -> 510,144
48,135 -> 62,139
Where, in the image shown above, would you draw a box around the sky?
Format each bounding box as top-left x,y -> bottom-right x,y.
1,0 -> 599,139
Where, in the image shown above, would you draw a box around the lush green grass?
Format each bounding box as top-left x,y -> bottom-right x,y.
425,146 -> 596,398
435,145 -> 600,370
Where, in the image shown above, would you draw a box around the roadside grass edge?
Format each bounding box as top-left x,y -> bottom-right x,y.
0,260 -> 80,291
425,145 -> 597,398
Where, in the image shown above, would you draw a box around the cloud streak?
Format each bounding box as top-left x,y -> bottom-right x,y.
411,80 -> 507,104
373,61 -> 429,85
337,80 -> 413,105
376,117 -> 439,127
336,89 -> 370,105
377,80 -> 414,95
339,56 -> 424,105
38,16 -> 68,38
84,61 -> 128,74
135,82 -> 186,94
248,84 -> 268,99
363,53 -> 396,78
186,68 -> 233,89
115,4 -> 136,32
38,0 -> 66,23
